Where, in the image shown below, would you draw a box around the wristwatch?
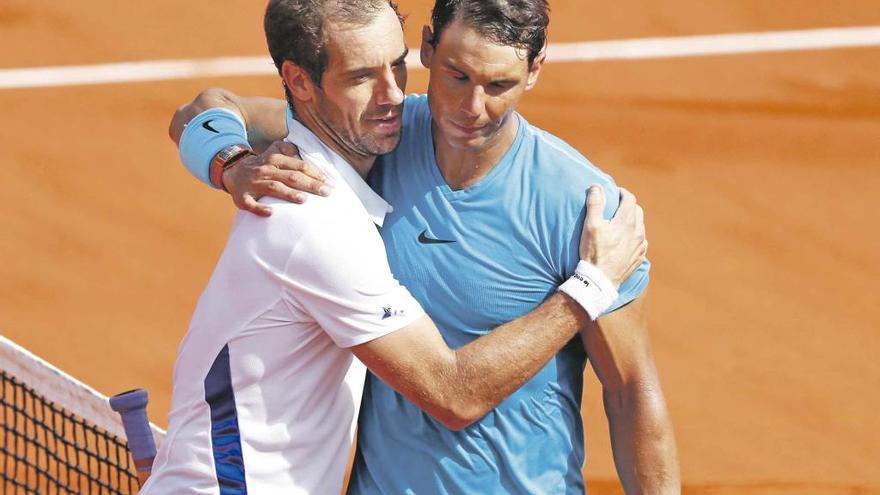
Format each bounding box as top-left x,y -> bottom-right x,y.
209,144 -> 254,190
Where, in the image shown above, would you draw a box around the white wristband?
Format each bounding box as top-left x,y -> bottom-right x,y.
558,260 -> 619,320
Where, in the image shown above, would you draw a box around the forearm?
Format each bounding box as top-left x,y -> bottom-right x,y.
582,294 -> 680,493
358,293 -> 589,430
442,292 -> 589,426
357,187 -> 648,429
605,379 -> 680,494
169,88 -> 287,153
169,88 -> 242,145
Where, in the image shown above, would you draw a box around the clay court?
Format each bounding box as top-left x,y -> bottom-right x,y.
1,1 -> 879,493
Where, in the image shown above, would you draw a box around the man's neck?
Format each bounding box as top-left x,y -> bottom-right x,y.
432,116 -> 519,191
293,105 -> 376,178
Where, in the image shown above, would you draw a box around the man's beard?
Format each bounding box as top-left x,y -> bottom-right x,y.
317,96 -> 402,158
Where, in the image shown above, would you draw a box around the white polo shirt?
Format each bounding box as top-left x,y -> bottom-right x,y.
142,117 -> 424,495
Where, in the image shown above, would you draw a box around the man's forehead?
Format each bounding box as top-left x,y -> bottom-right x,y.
435,20 -> 530,75
324,15 -> 405,72
326,37 -> 407,73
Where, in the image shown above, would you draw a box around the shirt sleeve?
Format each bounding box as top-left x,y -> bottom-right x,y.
241,197 -> 425,348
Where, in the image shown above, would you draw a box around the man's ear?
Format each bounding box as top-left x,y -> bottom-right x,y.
420,25 -> 435,69
281,60 -> 316,103
525,47 -> 546,91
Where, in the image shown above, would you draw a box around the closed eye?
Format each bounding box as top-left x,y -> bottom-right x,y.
351,73 -> 370,82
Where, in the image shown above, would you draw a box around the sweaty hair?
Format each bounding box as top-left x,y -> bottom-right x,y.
430,0 -> 549,66
264,0 -> 404,86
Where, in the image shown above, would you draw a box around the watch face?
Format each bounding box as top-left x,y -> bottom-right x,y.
220,145 -> 242,161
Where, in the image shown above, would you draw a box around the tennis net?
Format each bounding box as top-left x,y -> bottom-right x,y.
1,335 -> 165,494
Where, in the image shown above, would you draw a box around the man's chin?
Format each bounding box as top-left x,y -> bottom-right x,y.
361,132 -> 402,156
445,134 -> 488,151
379,131 -> 404,153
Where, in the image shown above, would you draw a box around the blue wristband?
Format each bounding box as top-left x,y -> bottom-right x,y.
179,108 -> 249,188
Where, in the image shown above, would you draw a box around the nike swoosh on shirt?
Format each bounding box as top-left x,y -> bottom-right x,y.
202,120 -> 220,133
418,230 -> 455,244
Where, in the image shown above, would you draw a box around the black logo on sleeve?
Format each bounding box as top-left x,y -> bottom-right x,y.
202,120 -> 220,133
382,306 -> 407,320
417,229 -> 455,245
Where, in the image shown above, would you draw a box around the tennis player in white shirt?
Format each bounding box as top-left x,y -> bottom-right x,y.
146,1 -> 647,493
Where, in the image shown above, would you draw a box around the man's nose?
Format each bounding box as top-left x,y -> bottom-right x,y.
459,85 -> 485,118
376,68 -> 405,107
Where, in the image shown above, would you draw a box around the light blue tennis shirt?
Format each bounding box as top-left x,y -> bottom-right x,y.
348,95 -> 650,494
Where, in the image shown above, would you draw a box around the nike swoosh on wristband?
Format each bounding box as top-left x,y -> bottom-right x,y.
418,230 -> 455,244
202,120 -> 220,133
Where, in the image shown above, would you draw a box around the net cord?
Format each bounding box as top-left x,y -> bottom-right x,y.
0,335 -> 165,448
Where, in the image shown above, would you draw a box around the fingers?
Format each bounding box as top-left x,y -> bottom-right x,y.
237,193 -> 273,217
274,140 -> 300,158
627,240 -> 650,281
236,160 -> 331,198
263,140 -> 299,158
585,185 -> 606,228
618,241 -> 648,283
294,159 -> 331,185
260,141 -> 333,194
621,254 -> 642,283
635,202 -> 645,228
254,180 -> 308,204
223,140 -> 333,211
263,141 -> 328,182
233,179 -> 310,218
262,166 -> 331,197
613,187 -> 637,223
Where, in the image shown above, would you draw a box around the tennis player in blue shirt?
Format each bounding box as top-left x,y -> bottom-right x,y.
170,1 -> 680,493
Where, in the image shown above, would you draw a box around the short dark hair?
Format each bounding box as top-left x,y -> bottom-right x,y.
430,0 -> 549,67
264,0 -> 404,86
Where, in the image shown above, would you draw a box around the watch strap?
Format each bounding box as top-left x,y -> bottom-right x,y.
209,144 -> 254,190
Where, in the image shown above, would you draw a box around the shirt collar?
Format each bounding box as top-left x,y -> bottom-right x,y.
285,110 -> 393,227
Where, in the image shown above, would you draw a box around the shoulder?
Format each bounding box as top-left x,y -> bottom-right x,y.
228,194 -> 370,262
403,93 -> 428,112
229,195 -> 391,294
522,120 -> 616,189
518,119 -> 620,216
233,196 -> 321,241
257,194 -> 376,245
402,94 -> 431,130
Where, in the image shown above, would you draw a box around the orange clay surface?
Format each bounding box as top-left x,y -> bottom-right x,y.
1,1 -> 879,493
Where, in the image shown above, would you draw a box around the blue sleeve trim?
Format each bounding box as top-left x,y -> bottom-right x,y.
179,107 -> 249,188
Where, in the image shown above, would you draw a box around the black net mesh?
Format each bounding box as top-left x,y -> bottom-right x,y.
0,370 -> 140,494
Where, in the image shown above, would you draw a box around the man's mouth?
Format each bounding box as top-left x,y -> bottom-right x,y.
450,120 -> 487,135
369,113 -> 402,131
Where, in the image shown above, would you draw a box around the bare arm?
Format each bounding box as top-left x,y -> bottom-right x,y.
170,89 -> 329,216
169,88 -> 287,152
353,293 -> 588,430
582,293 -> 681,494
351,188 -> 647,431
171,90 -> 659,437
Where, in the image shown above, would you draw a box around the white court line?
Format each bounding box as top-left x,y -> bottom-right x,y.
547,25 -> 880,61
1,26 -> 879,89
